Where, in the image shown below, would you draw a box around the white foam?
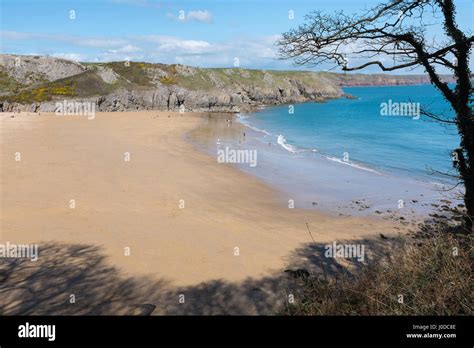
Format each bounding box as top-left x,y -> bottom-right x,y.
236,114 -> 271,136
248,124 -> 271,136
237,115 -> 379,174
325,156 -> 381,174
277,134 -> 299,153
236,113 -> 248,120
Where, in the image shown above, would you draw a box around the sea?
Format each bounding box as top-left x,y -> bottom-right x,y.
189,84 -> 462,217
240,85 -> 459,182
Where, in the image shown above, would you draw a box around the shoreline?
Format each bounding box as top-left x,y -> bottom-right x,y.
0,111 -> 405,289
187,110 -> 460,224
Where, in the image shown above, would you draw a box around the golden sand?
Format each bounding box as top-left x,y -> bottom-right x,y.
0,111 -> 398,287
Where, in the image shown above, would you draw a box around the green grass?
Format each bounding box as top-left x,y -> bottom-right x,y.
70,70 -> 117,97
6,82 -> 75,103
1,60 -> 341,103
159,75 -> 177,85
4,69 -> 117,103
0,70 -> 25,94
104,61 -> 154,87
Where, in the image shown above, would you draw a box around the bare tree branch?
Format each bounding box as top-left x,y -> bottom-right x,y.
277,0 -> 473,232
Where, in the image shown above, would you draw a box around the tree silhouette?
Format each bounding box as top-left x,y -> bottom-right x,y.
278,0 -> 473,232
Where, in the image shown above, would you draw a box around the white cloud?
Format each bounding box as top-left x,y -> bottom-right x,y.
97,51 -> 144,62
1,31 -> 127,48
107,44 -> 142,54
1,30 -> 286,68
1,31 -> 33,40
143,35 -> 213,54
167,10 -> 213,23
73,37 -> 127,48
51,53 -> 87,62
160,39 -> 212,53
186,10 -> 213,23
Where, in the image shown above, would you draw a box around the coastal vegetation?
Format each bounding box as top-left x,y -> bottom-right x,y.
285,224 -> 473,315
1,54 -> 450,110
7,80 -> 76,103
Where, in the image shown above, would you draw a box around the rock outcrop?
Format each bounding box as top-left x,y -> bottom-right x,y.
0,54 -> 454,114
0,54 -> 86,85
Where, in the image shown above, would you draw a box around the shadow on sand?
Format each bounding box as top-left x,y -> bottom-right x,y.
0,236 -> 401,315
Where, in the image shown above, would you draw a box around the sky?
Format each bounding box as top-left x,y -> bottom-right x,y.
1,0 -> 473,73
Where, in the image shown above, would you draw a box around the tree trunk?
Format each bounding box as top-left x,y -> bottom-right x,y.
456,109 -> 474,233
453,37 -> 473,233
463,174 -> 473,232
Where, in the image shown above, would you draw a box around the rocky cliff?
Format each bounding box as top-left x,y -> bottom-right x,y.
326,72 -> 455,87
0,54 -> 453,113
0,55 -> 344,113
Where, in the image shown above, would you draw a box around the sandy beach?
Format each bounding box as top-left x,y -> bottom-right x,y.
0,111 -> 403,314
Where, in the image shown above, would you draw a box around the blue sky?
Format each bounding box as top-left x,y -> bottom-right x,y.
1,0 -> 473,72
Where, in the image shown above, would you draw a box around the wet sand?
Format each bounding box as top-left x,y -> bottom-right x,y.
190,114 -> 456,221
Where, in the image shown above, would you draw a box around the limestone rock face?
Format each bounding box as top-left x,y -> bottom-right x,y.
95,66 -> 119,84
0,82 -> 343,113
0,54 -> 86,85
174,64 -> 197,77
8,53 -> 446,114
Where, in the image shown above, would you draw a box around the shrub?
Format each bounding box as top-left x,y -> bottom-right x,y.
159,76 -> 176,85
286,231 -> 473,315
7,81 -> 76,103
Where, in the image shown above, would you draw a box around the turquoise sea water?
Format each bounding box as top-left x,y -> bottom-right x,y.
241,85 -> 459,184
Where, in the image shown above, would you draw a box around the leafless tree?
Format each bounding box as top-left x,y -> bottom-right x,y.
278,0 -> 473,232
